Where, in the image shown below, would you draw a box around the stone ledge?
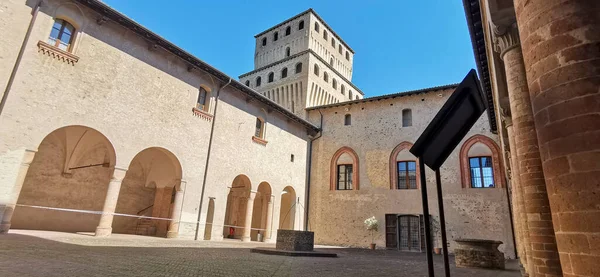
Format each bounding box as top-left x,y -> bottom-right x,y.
37,41 -> 79,65
252,136 -> 268,145
251,247 -> 338,257
192,107 -> 213,121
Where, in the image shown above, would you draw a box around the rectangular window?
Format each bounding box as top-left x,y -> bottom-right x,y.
337,164 -> 353,190
397,161 -> 417,189
469,156 -> 495,188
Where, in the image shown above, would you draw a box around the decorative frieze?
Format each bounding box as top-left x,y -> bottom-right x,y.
37,41 -> 79,65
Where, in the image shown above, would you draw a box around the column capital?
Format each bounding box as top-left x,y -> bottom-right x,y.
493,22 -> 520,59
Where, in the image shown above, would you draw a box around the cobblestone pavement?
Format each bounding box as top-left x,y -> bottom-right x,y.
0,230 -> 520,277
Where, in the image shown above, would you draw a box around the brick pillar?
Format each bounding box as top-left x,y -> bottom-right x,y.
242,193 -> 255,242
514,1 -> 600,276
167,180 -> 186,238
95,168 -> 127,237
495,23 -> 562,276
506,118 -> 532,276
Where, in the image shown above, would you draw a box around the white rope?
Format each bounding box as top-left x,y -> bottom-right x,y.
15,204 -> 267,231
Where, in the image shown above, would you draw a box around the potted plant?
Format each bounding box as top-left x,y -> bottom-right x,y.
364,216 -> 379,250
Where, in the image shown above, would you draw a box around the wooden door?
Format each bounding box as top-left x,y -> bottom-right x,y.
385,214 -> 398,248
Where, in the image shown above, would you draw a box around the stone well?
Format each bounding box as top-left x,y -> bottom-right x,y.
276,229 -> 314,251
454,239 -> 504,269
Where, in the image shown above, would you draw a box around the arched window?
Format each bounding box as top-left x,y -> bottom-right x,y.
332,79 -> 337,89
299,20 -> 304,30
341,85 -> 346,95
262,37 -> 267,46
402,109 -> 412,127
355,95 -> 359,100
344,114 -> 351,126
255,118 -> 265,138
245,80 -> 250,87
295,63 -> 303,73
323,30 -> 328,40
48,19 -> 76,52
349,90 -> 353,99
330,147 -> 359,190
285,47 -> 291,57
390,142 -> 419,189
314,22 -> 320,32
281,67 -> 288,78
285,26 -> 291,36
323,72 -> 329,82
331,38 -> 335,47
314,64 -> 320,76
346,51 -> 350,61
273,32 -> 278,41
256,77 -> 262,87
330,57 -> 334,66
338,45 -> 342,54
197,87 -> 209,111
268,72 -> 274,83
459,135 -> 505,188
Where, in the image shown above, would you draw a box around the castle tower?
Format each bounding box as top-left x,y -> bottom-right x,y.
239,9 -> 364,118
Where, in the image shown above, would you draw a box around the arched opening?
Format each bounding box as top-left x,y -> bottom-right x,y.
295,62 -> 302,73
268,72 -> 274,83
49,18 -> 76,52
250,182 -> 272,241
298,20 -> 304,30
285,26 -> 291,36
112,147 -> 182,237
341,84 -> 346,95
389,142 -> 419,189
273,32 -> 278,41
261,37 -> 267,46
332,78 -> 337,89
285,47 -> 291,57
330,147 -> 360,190
314,64 -> 319,76
279,186 -> 296,230
222,175 -> 252,239
323,72 -> 329,82
314,22 -> 319,32
329,57 -> 334,66
255,76 -> 261,87
245,80 -> 250,87
12,125 -> 116,233
281,67 -> 288,79
459,135 -> 505,188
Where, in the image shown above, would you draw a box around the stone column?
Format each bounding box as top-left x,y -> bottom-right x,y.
0,149 -> 36,233
514,1 -> 600,276
95,167 -> 127,237
495,23 -> 562,276
167,180 -> 186,238
242,192 -> 255,242
265,197 -> 274,241
506,117 -> 531,276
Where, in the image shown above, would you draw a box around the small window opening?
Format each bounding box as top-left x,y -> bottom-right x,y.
286,47 -> 291,57
273,32 -> 278,41
262,37 -> 267,46
344,114 -> 351,126
299,20 -> 304,30
295,62 -> 303,73
268,72 -> 274,83
281,68 -> 288,78
402,109 -> 412,127
285,26 -> 291,36
291,154 -> 295,162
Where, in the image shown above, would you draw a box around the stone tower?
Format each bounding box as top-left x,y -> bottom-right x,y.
239,9 -> 364,118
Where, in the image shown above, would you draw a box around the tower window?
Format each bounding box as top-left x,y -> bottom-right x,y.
323,72 -> 329,82
338,45 -> 342,54
255,118 -> 265,138
197,87 -> 209,111
332,79 -> 337,89
337,164 -> 353,190
285,26 -> 291,36
48,19 -> 76,52
245,80 -> 250,87
323,30 -> 328,40
469,157 -> 495,188
344,114 -> 351,126
397,161 -> 417,189
281,68 -> 288,78
331,38 -> 335,47
295,62 -> 303,74
330,57 -> 334,66
341,85 -> 346,95
314,64 -> 320,76
268,72 -> 274,83
402,109 -> 412,127
262,37 -> 267,46
286,47 -> 291,57
273,32 -> 278,41
349,90 -> 353,100
314,22 -> 319,32
346,51 -> 350,61
299,20 -> 304,30
291,154 -> 295,162
256,77 -> 261,87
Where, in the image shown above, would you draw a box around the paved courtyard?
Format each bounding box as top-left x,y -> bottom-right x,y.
0,230 -> 520,277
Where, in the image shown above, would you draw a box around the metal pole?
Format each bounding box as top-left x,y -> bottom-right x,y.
418,158 -> 435,277
435,169 -> 450,277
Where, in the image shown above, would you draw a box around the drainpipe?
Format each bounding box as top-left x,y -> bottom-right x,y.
304,109 -> 323,231
194,77 -> 232,240
0,1 -> 42,118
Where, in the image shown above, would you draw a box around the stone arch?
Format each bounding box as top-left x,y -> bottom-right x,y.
459,134 -> 505,188
389,141 -> 420,189
12,125 -> 116,233
330,147 -> 360,190
113,147 -> 183,237
222,174 -> 252,239
250,182 -> 272,241
279,186 -> 296,230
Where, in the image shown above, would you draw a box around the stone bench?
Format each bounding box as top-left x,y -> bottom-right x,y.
454,239 -> 504,269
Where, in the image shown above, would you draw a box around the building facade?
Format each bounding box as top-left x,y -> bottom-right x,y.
0,0 -> 520,261
464,0 -> 600,276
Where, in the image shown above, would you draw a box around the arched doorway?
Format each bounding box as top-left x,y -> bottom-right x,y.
279,186 -> 296,230
12,125 -> 116,232
113,147 -> 182,237
250,182 -> 272,242
222,175 -> 251,240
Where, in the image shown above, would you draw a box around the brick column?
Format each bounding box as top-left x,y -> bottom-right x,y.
506,117 -> 532,276
167,180 -> 186,239
0,149 -> 36,234
495,23 -> 562,276
95,167 -> 127,237
514,1 -> 600,276
242,193 -> 255,242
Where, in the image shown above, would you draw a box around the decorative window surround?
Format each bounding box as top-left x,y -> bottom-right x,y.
37,41 -> 79,65
252,136 -> 268,145
192,107 -> 213,121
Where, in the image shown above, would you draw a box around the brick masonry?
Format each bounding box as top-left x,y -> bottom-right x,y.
514,1 -> 600,276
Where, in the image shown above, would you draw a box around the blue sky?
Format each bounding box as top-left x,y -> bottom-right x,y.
102,0 -> 476,98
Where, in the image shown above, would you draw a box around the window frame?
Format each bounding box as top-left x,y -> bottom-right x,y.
396,161 -> 417,189
48,19 -> 76,52
459,135 -> 505,188
295,63 -> 303,74
336,164 -> 353,190
285,26 -> 291,36
314,64 -> 320,76
196,87 -> 209,111
314,22 -> 320,32
281,67 -> 288,79
255,77 -> 262,87
468,156 -> 495,188
330,147 -> 360,191
254,117 -> 265,139
268,72 -> 274,83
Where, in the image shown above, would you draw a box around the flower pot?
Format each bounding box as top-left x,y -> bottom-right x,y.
369,243 -> 376,250
434,247 -> 441,255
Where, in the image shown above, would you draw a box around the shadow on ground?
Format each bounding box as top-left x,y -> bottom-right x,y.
0,232 -> 521,277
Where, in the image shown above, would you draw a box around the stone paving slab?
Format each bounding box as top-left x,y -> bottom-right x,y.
0,230 -> 521,277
